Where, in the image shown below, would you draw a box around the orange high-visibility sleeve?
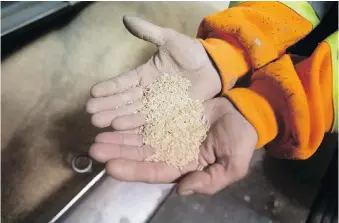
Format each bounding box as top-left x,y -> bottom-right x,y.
198,1 -> 319,94
226,37 -> 335,159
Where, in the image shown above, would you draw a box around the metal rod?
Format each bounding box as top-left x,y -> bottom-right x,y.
49,169 -> 106,223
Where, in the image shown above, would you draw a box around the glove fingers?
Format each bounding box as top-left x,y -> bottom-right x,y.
90,69 -> 140,97
95,132 -> 143,146
90,143 -> 153,163
91,100 -> 143,128
123,15 -> 176,46
111,113 -> 146,130
115,128 -> 140,134
86,87 -> 143,114
177,163 -> 231,196
106,159 -> 180,183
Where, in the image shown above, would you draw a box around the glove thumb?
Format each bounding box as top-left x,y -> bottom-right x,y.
123,15 -> 177,46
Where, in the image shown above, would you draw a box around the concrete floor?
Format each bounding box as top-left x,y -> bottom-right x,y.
1,2 -> 335,222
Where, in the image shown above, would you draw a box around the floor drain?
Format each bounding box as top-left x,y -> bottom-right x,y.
72,154 -> 93,173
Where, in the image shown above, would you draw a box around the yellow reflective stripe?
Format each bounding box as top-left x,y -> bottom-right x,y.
324,31 -> 338,133
229,1 -> 320,28
281,1 -> 320,28
229,1 -> 245,8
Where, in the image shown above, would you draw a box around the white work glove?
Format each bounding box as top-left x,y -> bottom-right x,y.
89,97 -> 258,195
86,16 -> 222,130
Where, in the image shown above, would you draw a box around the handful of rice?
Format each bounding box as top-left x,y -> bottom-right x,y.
140,73 -> 209,168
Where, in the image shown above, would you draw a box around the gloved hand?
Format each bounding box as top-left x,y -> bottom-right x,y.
86,16 -> 222,129
89,97 -> 258,195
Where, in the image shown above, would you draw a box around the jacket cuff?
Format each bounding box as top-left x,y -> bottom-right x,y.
199,37 -> 250,94
226,88 -> 278,149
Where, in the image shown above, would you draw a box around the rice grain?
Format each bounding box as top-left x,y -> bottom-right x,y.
140,73 -> 209,168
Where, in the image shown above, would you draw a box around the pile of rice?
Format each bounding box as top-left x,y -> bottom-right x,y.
140,73 -> 209,168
